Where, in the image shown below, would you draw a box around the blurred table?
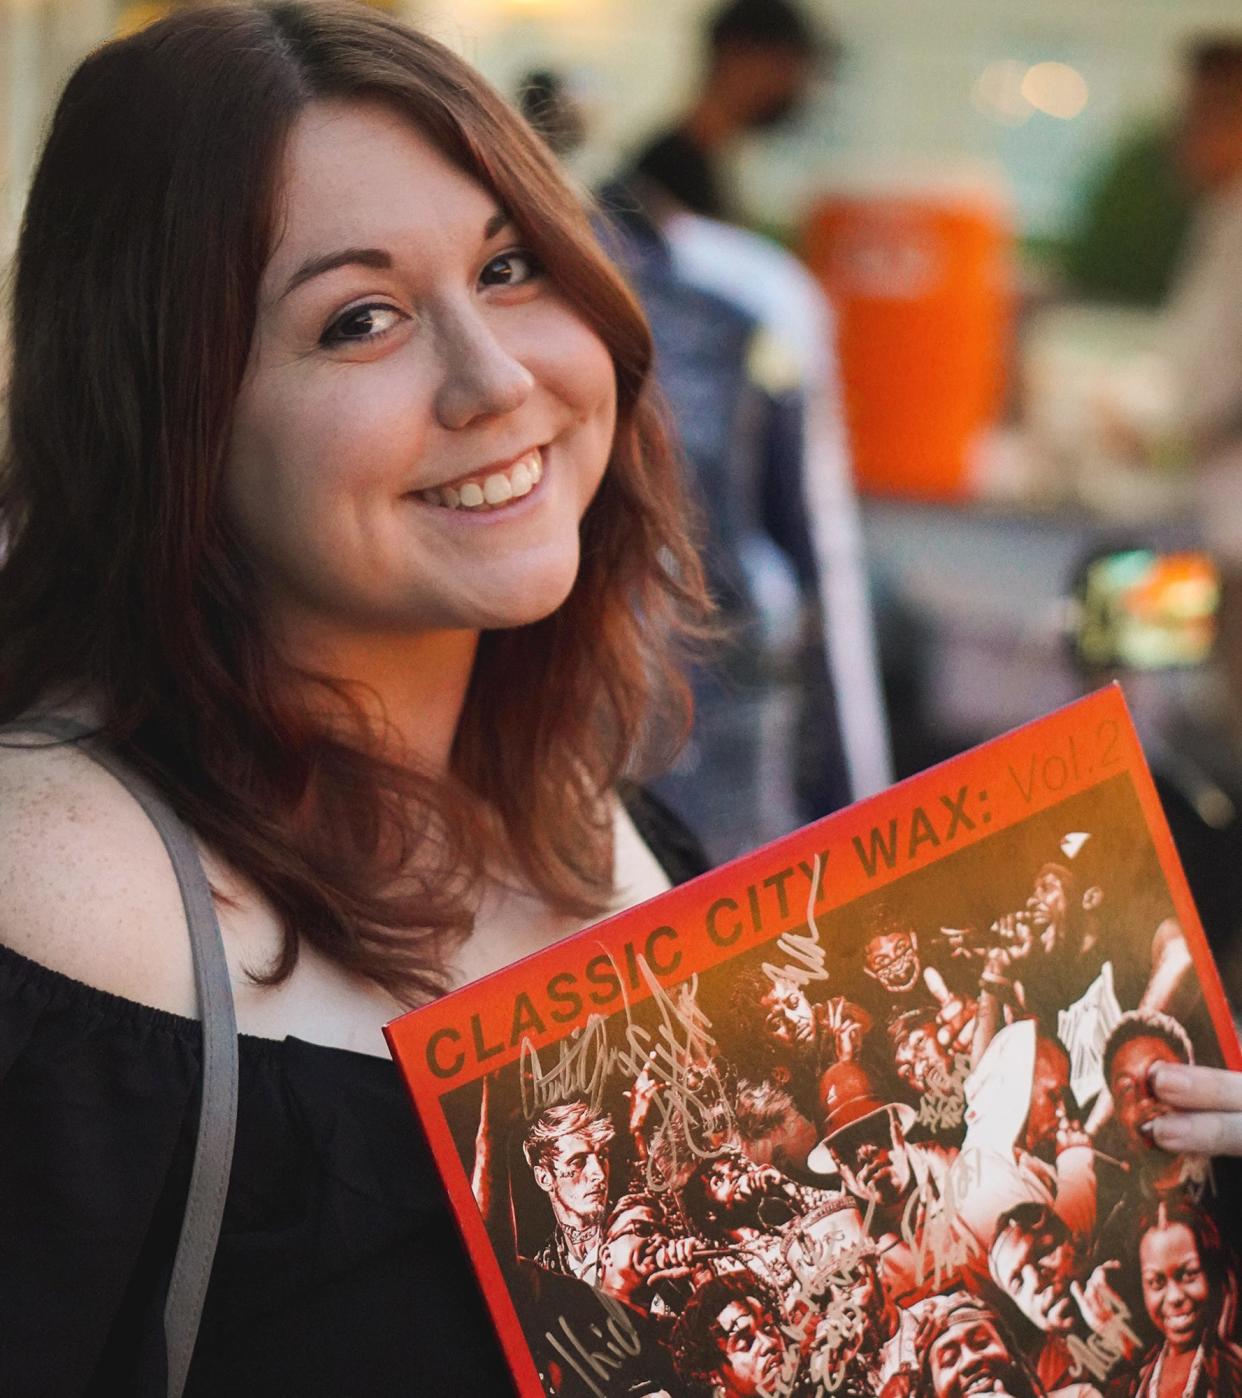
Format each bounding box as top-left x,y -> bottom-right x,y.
861,495 -> 1206,759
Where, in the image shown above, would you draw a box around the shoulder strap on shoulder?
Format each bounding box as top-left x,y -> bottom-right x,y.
0,716 -> 238,1398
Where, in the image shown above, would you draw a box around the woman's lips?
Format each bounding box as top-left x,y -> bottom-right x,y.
1164,1308 -> 1200,1339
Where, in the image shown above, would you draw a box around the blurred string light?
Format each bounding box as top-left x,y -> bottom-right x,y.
972,58 -> 1089,125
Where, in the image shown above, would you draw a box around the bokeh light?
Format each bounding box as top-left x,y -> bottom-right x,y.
972,60 -> 1034,126
1021,61 -> 1090,119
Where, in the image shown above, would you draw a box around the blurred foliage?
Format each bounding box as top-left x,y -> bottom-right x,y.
1059,121 -> 1196,307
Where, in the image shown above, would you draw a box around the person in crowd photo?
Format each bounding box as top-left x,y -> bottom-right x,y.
523,1101 -> 617,1284
670,1269 -> 801,1398
807,1063 -> 971,1303
987,1202 -> 1139,1390
596,1190 -> 717,1319
719,962 -> 874,1123
885,1291 -> 1103,1398
1129,1197 -> 1242,1398
1103,1010 -> 1203,1197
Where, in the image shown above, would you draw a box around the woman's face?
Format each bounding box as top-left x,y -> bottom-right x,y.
1140,1222 -> 1210,1352
225,100 -> 616,646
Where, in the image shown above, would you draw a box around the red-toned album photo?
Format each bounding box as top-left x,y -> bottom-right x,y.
387,686 -> 1242,1398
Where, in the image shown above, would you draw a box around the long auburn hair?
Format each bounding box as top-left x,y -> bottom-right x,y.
0,2 -> 710,1002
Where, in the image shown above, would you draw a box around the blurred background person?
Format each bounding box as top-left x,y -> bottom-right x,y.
519,2 -> 889,860
626,0 -> 827,222
516,67 -> 587,159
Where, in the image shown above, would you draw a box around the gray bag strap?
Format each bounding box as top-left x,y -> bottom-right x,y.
3,717 -> 238,1398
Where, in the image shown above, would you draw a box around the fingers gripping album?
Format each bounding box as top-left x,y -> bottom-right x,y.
387,688 -> 1242,1398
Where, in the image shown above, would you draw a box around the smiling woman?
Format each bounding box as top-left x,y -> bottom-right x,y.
0,3 -> 710,1393
1133,1199 -> 1242,1398
227,101 -> 617,643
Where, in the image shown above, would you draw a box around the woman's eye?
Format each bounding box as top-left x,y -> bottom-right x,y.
321,303 -> 404,346
479,249 -> 543,288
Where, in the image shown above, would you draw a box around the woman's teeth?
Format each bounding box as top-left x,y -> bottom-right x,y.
418,450 -> 542,512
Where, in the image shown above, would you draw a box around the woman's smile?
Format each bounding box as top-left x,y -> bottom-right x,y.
412,444 -> 545,513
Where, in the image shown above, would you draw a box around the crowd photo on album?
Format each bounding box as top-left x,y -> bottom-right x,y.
440,774 -> 1240,1398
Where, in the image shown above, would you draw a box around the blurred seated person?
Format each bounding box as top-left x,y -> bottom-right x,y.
598,198 -> 854,856
627,0 -> 830,224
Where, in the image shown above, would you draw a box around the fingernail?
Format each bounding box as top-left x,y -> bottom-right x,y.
1151,1064 -> 1189,1095
1150,1116 -> 1187,1151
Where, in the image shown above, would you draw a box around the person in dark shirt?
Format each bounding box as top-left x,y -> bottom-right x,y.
629,0 -> 831,221
0,4 -> 715,1392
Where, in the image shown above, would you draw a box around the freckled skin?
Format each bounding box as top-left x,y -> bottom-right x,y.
226,100 -> 617,643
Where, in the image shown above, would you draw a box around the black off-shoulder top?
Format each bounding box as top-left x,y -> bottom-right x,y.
0,789 -> 709,1397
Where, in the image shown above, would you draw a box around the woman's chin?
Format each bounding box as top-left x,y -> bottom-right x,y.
474,559 -> 581,631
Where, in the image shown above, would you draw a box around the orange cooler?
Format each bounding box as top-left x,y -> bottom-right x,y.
803,187 -> 1012,499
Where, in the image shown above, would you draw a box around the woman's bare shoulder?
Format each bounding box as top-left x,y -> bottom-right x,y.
0,738 -> 197,1014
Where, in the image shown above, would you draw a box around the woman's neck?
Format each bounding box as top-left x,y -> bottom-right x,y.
274,619 -> 479,772
1157,1340 -> 1199,1398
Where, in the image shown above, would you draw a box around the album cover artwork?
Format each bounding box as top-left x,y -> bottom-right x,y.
386,687 -> 1242,1398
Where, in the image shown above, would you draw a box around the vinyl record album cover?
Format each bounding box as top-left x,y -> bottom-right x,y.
386,687 -> 1242,1398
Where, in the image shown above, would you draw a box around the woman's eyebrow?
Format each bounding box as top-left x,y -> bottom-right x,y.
483,208 -> 513,241
280,210 -> 514,302
280,246 -> 392,300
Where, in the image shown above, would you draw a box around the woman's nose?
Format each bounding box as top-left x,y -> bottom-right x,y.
432,303 -> 535,430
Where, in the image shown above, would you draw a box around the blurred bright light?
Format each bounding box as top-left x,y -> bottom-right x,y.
972,60 -> 1033,126
1021,61 -> 1089,120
